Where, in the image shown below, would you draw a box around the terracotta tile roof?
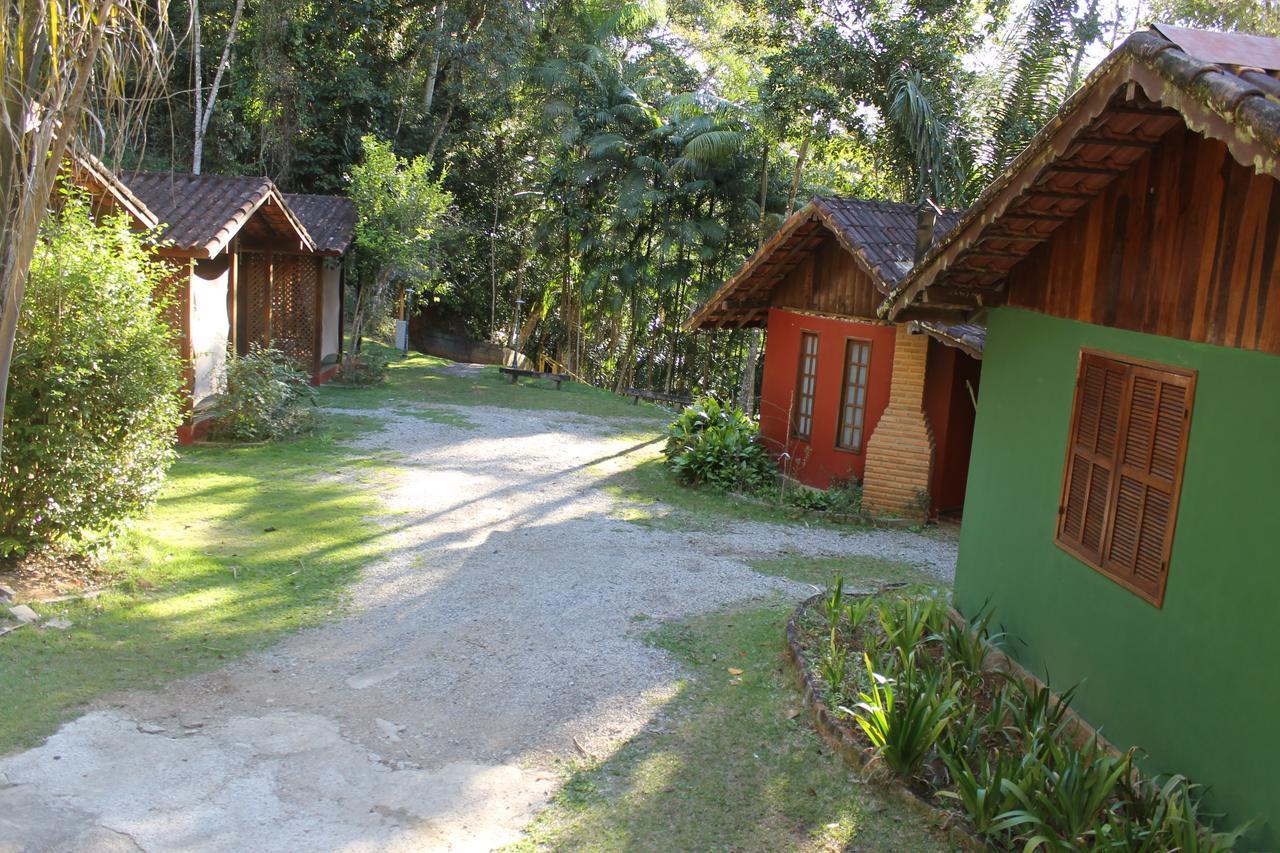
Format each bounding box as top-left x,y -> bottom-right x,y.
686,196 -> 962,329
68,151 -> 158,229
884,25 -> 1280,322
285,193 -> 357,255
120,171 -> 314,258
811,197 -> 964,286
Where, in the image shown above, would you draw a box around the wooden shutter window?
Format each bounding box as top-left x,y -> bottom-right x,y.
1056,350 -> 1195,607
836,338 -> 871,452
793,332 -> 819,439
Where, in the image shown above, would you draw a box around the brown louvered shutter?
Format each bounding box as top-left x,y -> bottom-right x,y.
1056,351 -> 1195,607
1058,354 -> 1127,565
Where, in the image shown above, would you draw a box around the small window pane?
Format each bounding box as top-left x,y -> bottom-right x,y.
836,339 -> 871,452
794,332 -> 819,439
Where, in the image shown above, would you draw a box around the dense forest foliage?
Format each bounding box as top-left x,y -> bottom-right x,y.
131,0 -> 1277,398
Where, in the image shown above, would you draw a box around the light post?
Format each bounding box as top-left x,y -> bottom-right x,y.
510,298 -> 525,368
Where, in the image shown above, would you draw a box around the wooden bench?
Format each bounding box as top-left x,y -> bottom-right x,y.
624,387 -> 693,407
499,366 -> 570,389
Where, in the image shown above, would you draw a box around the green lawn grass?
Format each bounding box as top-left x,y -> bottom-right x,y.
326,346 -> 670,424
747,554 -> 942,590
0,413 -> 392,753
509,601 -> 955,852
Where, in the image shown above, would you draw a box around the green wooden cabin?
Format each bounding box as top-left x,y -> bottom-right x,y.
886,25 -> 1280,846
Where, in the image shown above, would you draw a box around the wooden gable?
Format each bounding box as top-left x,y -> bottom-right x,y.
770,234 -> 888,321
886,26 -> 1280,359
1007,124 -> 1280,355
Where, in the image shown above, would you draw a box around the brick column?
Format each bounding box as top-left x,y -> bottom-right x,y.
862,325 -> 935,520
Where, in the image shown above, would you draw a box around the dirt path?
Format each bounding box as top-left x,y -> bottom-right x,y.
0,393 -> 955,851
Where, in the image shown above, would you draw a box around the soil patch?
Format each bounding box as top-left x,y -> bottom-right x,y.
0,548 -> 120,602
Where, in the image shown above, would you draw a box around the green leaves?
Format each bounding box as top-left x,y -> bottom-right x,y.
661,394 -> 776,493
208,346 -> 320,442
1,191 -> 182,555
814,586 -> 1245,849
841,651 -> 957,779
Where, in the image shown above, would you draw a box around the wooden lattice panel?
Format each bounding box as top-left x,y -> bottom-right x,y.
242,251 -> 271,350
270,254 -> 316,367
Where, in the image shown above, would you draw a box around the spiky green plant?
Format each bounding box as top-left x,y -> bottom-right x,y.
822,575 -> 845,632
997,736 -> 1129,849
841,652 -> 956,779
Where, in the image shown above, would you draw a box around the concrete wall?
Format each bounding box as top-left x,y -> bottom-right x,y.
955,306 -> 1280,846
190,256 -> 230,407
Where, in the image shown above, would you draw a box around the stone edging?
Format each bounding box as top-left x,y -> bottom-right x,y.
784,593 -> 977,847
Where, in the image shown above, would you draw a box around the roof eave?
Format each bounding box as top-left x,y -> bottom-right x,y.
684,200 -> 823,330
69,151 -> 160,230
882,28 -> 1280,322
686,199 -> 904,331
201,183 -> 317,259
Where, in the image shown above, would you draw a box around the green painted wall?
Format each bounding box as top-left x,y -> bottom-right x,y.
956,307 -> 1280,848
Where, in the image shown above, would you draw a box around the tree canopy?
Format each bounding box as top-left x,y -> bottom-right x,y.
121,0 -> 1223,398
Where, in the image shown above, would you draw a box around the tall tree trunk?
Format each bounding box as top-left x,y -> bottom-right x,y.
422,1 -> 447,114
192,0 -> 246,175
424,96 -> 454,163
786,132 -> 811,215
756,140 -> 770,244
489,179 -> 499,334
739,142 -> 770,410
191,0 -> 203,171
1064,0 -> 1101,97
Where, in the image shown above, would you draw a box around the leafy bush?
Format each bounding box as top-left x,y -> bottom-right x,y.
939,749 -> 1024,837
784,478 -> 863,514
208,346 -> 319,441
1107,772 -> 1248,852
662,394 -> 775,492
998,736 -> 1130,848
936,606 -> 1003,676
876,594 -> 944,660
0,194 -> 182,557
337,345 -> 390,386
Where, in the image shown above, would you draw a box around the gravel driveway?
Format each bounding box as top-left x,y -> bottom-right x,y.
0,385 -> 955,851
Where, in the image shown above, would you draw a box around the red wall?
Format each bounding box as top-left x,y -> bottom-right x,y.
758,308 -> 897,489
923,340 -> 982,513
759,308 -> 982,511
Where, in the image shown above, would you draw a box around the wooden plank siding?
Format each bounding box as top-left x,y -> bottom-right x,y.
771,237 -> 887,321
1007,123 -> 1280,355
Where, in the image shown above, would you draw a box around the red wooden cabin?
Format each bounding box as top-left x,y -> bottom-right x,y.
689,198 -> 984,517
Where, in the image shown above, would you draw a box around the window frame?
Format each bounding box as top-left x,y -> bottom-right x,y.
834,337 -> 873,453
792,331 -> 819,440
1054,348 -> 1197,608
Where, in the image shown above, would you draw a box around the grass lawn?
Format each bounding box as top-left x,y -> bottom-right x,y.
0,413 -> 391,753
748,554 -> 942,590
509,601 -> 955,852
